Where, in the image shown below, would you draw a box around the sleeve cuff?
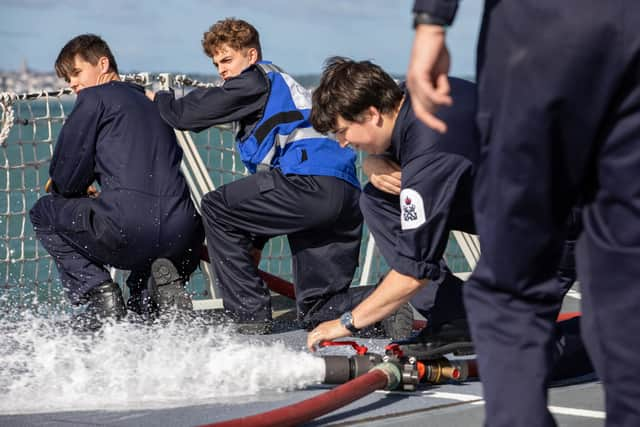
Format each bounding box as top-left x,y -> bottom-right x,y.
154,89 -> 174,103
390,253 -> 442,281
412,0 -> 459,26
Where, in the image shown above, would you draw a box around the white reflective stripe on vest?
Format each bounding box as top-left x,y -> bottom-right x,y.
277,127 -> 324,147
260,127 -> 327,168
257,63 -> 312,111
257,63 -> 283,74
280,73 -> 312,110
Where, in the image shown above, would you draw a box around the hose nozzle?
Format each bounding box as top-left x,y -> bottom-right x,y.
322,354 -> 383,384
421,358 -> 471,384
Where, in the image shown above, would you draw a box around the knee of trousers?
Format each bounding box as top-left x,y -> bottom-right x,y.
29,196 -> 55,230
200,190 -> 227,227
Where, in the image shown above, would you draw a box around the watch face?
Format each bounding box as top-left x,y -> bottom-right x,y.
340,312 -> 357,332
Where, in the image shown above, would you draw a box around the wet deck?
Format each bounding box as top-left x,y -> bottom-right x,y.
1,286 -> 602,427
0,344 -> 602,427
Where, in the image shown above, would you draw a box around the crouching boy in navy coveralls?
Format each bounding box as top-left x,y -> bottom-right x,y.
30,34 -> 203,327
305,57 -> 477,350
148,19 -> 410,335
305,59 -> 591,373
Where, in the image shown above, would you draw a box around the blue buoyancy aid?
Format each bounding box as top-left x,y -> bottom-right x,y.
235,61 -> 360,189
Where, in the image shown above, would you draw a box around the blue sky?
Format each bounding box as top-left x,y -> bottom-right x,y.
0,0 -> 482,77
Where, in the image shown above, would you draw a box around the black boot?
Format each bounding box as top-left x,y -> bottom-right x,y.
399,317 -> 474,359
380,302 -> 415,340
74,281 -> 127,330
151,258 -> 193,313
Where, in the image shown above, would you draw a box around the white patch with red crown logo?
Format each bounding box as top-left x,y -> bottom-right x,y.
400,188 -> 425,230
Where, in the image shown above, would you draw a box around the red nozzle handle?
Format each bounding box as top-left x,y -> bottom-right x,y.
319,340 -> 369,355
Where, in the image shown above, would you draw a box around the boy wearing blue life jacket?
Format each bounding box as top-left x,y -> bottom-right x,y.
148,19 -> 413,335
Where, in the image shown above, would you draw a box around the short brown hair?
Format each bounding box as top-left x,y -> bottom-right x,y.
311,57 -> 403,134
55,34 -> 118,80
202,18 -> 262,59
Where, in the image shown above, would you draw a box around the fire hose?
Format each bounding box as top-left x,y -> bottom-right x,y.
201,368 -> 393,427
200,246 -> 296,299
199,314 -> 588,426
200,340 -> 478,427
197,248 -> 585,425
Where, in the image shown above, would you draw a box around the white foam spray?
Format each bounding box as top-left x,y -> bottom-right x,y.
0,313 -> 325,414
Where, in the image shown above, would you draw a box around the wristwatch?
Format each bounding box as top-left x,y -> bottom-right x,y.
340,311 -> 360,334
413,12 -> 449,29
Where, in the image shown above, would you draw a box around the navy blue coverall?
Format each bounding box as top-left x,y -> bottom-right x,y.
155,66 -> 367,326
30,81 -> 203,304
367,77 -> 588,370
361,79 -> 478,327
415,0 -> 640,425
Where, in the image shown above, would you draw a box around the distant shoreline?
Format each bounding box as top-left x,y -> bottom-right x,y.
1,69 -> 472,95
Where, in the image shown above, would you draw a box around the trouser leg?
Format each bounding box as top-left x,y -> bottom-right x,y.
576,47 -> 640,424
201,170 -> 362,323
201,190 -> 271,322
287,202 -> 363,325
464,2 -> 627,425
30,196 -> 112,304
417,267 -> 466,327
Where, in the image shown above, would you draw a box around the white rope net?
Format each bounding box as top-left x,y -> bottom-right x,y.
0,74 -> 471,312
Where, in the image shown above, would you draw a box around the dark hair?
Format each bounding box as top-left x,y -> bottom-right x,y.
311,57 -> 403,133
55,34 -> 118,80
202,18 -> 262,59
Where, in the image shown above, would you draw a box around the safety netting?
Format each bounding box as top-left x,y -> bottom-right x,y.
0,74 -> 471,313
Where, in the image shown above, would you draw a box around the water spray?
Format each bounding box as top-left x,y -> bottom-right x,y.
204,339 -> 478,427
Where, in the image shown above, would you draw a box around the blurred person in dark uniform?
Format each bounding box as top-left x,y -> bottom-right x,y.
407,1 -> 640,425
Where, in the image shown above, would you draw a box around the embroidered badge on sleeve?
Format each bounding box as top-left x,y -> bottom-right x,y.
400,188 -> 426,230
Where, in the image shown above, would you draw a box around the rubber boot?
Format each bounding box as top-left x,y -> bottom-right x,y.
399,317 -> 475,359
126,287 -> 158,319
151,258 -> 193,313
74,281 -> 126,331
380,302 -> 415,340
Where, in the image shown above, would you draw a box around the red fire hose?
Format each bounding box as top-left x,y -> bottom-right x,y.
257,270 -> 296,300
200,245 -> 296,299
200,368 -> 392,427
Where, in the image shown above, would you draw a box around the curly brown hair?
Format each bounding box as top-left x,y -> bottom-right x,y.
202,18 -> 262,59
